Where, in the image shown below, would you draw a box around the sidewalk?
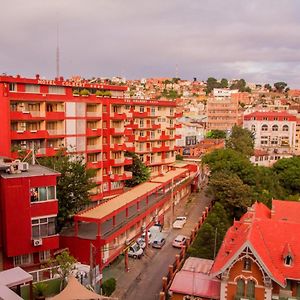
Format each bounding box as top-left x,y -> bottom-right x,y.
103,189 -> 210,299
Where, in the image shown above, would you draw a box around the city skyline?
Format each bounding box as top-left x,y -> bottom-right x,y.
1,0 -> 300,86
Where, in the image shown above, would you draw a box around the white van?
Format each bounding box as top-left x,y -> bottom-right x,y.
128,242 -> 143,259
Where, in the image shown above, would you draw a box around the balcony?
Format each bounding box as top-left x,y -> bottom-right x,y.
175,112 -> 183,118
110,171 -> 132,181
110,128 -> 125,135
175,134 -> 181,139
36,147 -> 59,157
45,111 -> 65,120
111,143 -> 126,151
86,144 -> 102,151
124,157 -> 133,165
124,128 -> 133,135
86,111 -> 101,118
10,111 -> 45,120
137,136 -> 148,142
125,142 -> 135,151
86,128 -> 102,137
111,158 -> 125,166
151,124 -> 161,130
160,134 -> 172,141
111,112 -> 127,120
132,111 -> 148,118
47,129 -> 65,137
175,124 -> 182,129
152,145 -> 170,152
87,161 -> 102,169
11,130 -> 48,140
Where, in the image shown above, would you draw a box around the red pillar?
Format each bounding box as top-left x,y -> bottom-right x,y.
124,250 -> 129,272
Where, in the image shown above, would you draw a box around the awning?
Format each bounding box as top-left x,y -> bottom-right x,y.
0,267 -> 32,287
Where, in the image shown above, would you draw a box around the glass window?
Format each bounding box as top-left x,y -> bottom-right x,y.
272,125 -> 279,131
247,280 -> 255,298
39,250 -> 51,262
25,84 -> 40,93
39,187 -> 47,201
48,186 -> 55,199
261,124 -> 268,131
30,186 -> 56,202
283,125 -> 289,131
243,258 -> 251,271
13,254 -> 33,266
236,278 -> 245,296
31,216 -> 57,238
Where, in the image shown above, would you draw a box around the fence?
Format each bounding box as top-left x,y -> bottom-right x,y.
159,201 -> 214,300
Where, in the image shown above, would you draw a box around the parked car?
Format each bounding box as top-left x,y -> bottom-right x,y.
141,230 -> 152,243
136,237 -> 146,249
172,216 -> 187,229
172,235 -> 187,248
152,235 -> 166,249
128,242 -> 143,259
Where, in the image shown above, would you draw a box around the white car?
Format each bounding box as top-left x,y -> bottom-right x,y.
172,235 -> 187,248
172,216 -> 187,229
136,237 -> 146,249
128,242 -> 143,259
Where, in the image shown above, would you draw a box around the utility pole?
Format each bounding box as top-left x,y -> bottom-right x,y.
213,227 -> 218,259
170,177 -> 174,229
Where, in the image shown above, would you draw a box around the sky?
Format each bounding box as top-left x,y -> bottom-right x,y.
1,0 -> 300,87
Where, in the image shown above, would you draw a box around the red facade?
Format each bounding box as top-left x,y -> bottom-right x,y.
0,75 -> 178,202
0,162 -> 59,270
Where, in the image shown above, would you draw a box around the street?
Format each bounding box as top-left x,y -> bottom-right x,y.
119,189 -> 211,300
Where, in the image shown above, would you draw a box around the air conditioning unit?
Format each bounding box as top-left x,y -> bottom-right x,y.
18,162 -> 29,172
33,238 -> 43,246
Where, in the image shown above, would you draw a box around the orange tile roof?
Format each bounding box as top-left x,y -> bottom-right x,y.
211,200 -> 300,287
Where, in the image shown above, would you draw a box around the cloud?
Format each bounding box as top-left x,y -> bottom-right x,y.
1,0 -> 300,86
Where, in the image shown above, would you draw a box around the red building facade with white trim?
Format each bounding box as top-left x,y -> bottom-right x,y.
0,75 -> 181,202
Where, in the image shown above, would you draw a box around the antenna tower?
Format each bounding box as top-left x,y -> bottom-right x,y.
56,24 -> 60,78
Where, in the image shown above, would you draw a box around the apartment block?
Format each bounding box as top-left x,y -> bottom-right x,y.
243,111 -> 297,154
207,89 -> 239,131
0,75 -> 179,202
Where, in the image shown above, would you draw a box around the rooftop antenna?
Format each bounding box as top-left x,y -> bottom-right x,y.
56,23 -> 60,78
175,64 -> 179,79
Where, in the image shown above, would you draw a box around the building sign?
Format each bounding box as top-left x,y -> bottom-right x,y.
186,136 -> 197,146
183,148 -> 191,155
37,79 -> 105,89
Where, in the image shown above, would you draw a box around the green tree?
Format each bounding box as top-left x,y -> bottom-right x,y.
264,83 -> 272,91
102,278 -> 117,296
230,79 -> 251,92
273,157 -> 300,195
226,125 -> 254,157
124,151 -> 150,187
205,77 -> 220,94
48,250 -> 77,291
188,202 -> 230,259
208,171 -> 252,218
274,82 -> 288,93
38,150 -> 96,229
206,130 -> 226,139
220,78 -> 228,88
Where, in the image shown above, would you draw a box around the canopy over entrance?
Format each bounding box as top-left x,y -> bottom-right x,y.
51,276 -> 118,300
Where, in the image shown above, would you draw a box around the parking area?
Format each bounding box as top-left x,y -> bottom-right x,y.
102,189 -> 211,299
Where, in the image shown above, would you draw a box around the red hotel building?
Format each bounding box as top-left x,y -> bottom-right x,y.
0,75 -> 181,202
0,158 -> 60,272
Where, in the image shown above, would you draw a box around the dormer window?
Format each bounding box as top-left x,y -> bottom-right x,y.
284,255 -> 293,266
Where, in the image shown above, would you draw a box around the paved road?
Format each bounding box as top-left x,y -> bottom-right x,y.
122,189 -> 212,300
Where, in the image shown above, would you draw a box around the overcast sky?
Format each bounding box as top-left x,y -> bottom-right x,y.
1,0 -> 300,87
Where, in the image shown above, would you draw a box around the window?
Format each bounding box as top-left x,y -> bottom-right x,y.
9,83 -> 17,91
284,255 -> 293,266
48,86 -> 65,95
13,254 -> 33,266
251,125 -> 256,132
272,125 -> 279,131
283,125 -> 289,131
30,186 -> 56,202
39,250 -> 51,262
261,124 -> 268,131
31,216 -> 56,238
243,258 -> 251,271
140,106 -> 144,112
236,278 -> 245,297
25,84 -> 40,93
246,280 -> 255,298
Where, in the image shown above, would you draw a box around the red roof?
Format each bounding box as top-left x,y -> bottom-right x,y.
244,111 -> 297,121
170,271 -> 220,299
211,200 -> 300,286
